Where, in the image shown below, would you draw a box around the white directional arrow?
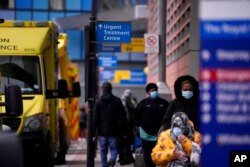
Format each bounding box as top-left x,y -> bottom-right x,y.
98,24 -> 103,29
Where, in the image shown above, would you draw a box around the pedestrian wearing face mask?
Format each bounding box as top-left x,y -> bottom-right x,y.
151,112 -> 202,167
161,75 -> 199,132
134,83 -> 169,167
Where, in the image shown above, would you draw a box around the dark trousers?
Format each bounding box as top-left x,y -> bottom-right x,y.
141,138 -> 157,167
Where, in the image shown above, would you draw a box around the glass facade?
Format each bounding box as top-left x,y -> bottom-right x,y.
16,0 -> 32,9
66,0 -> 81,10
0,0 -> 92,60
66,30 -> 83,60
33,0 -> 48,9
49,12 -> 64,20
33,12 -> 48,21
0,10 -> 14,19
16,11 -> 32,20
0,0 -> 147,61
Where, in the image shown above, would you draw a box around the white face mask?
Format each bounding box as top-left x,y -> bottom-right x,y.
172,127 -> 183,137
182,91 -> 193,99
150,91 -> 158,99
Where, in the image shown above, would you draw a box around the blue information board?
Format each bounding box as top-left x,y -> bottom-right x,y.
199,1 -> 250,167
120,69 -> 147,85
98,56 -> 117,68
96,21 -> 131,43
99,70 -> 115,82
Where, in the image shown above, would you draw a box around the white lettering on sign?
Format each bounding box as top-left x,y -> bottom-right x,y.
234,155 -> 247,162
104,30 -> 130,35
216,103 -> 241,113
103,24 -> 122,31
217,134 -> 250,145
215,82 -> 250,124
222,23 -> 249,36
216,83 -> 250,91
217,114 -> 250,124
204,23 -> 221,34
204,23 -> 250,35
217,49 -> 250,62
100,57 -> 116,66
104,36 -> 120,41
217,70 -> 250,82
98,23 -> 131,41
216,92 -> 236,102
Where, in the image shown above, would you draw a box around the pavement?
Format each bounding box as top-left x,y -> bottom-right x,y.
55,139 -> 134,167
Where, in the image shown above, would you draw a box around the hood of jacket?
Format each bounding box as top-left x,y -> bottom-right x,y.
174,75 -> 199,104
170,112 -> 195,140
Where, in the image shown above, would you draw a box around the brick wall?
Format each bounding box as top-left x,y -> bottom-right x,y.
147,0 -> 199,98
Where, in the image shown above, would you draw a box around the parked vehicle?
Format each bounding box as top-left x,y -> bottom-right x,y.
0,20 -> 80,167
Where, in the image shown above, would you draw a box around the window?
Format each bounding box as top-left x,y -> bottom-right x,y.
49,12 -> 64,20
33,0 -> 48,9
66,0 -> 81,10
82,0 -> 91,11
66,30 -> 82,60
50,0 -> 64,10
16,0 -> 31,9
0,10 -> 15,20
16,11 -> 32,20
33,12 -> 48,21
0,56 -> 42,94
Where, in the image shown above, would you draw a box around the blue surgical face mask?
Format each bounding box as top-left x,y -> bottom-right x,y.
182,91 -> 193,99
172,127 -> 183,137
150,91 -> 158,99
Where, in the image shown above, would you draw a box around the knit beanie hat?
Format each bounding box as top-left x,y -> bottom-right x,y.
145,83 -> 158,93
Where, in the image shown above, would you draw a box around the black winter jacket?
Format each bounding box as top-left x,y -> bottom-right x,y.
135,97 -> 169,135
162,75 -> 199,130
95,93 -> 127,137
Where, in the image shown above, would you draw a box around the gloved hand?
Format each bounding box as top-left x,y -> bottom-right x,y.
174,150 -> 188,162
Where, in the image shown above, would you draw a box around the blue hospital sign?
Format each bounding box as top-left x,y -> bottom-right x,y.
96,21 -> 132,43
199,1 -> 250,167
98,56 -> 117,68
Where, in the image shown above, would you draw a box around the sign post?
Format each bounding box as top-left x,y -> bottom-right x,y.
85,1 -> 98,167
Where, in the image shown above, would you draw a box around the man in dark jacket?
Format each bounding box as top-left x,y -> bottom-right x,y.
162,75 -> 199,131
94,82 -> 127,167
134,83 -> 169,167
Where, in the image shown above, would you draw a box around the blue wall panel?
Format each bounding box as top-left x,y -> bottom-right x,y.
33,0 -> 48,9
33,12 -> 48,21
67,30 -> 83,60
16,0 -> 32,9
0,10 -> 15,20
66,0 -> 81,10
82,0 -> 92,11
16,11 -> 32,20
